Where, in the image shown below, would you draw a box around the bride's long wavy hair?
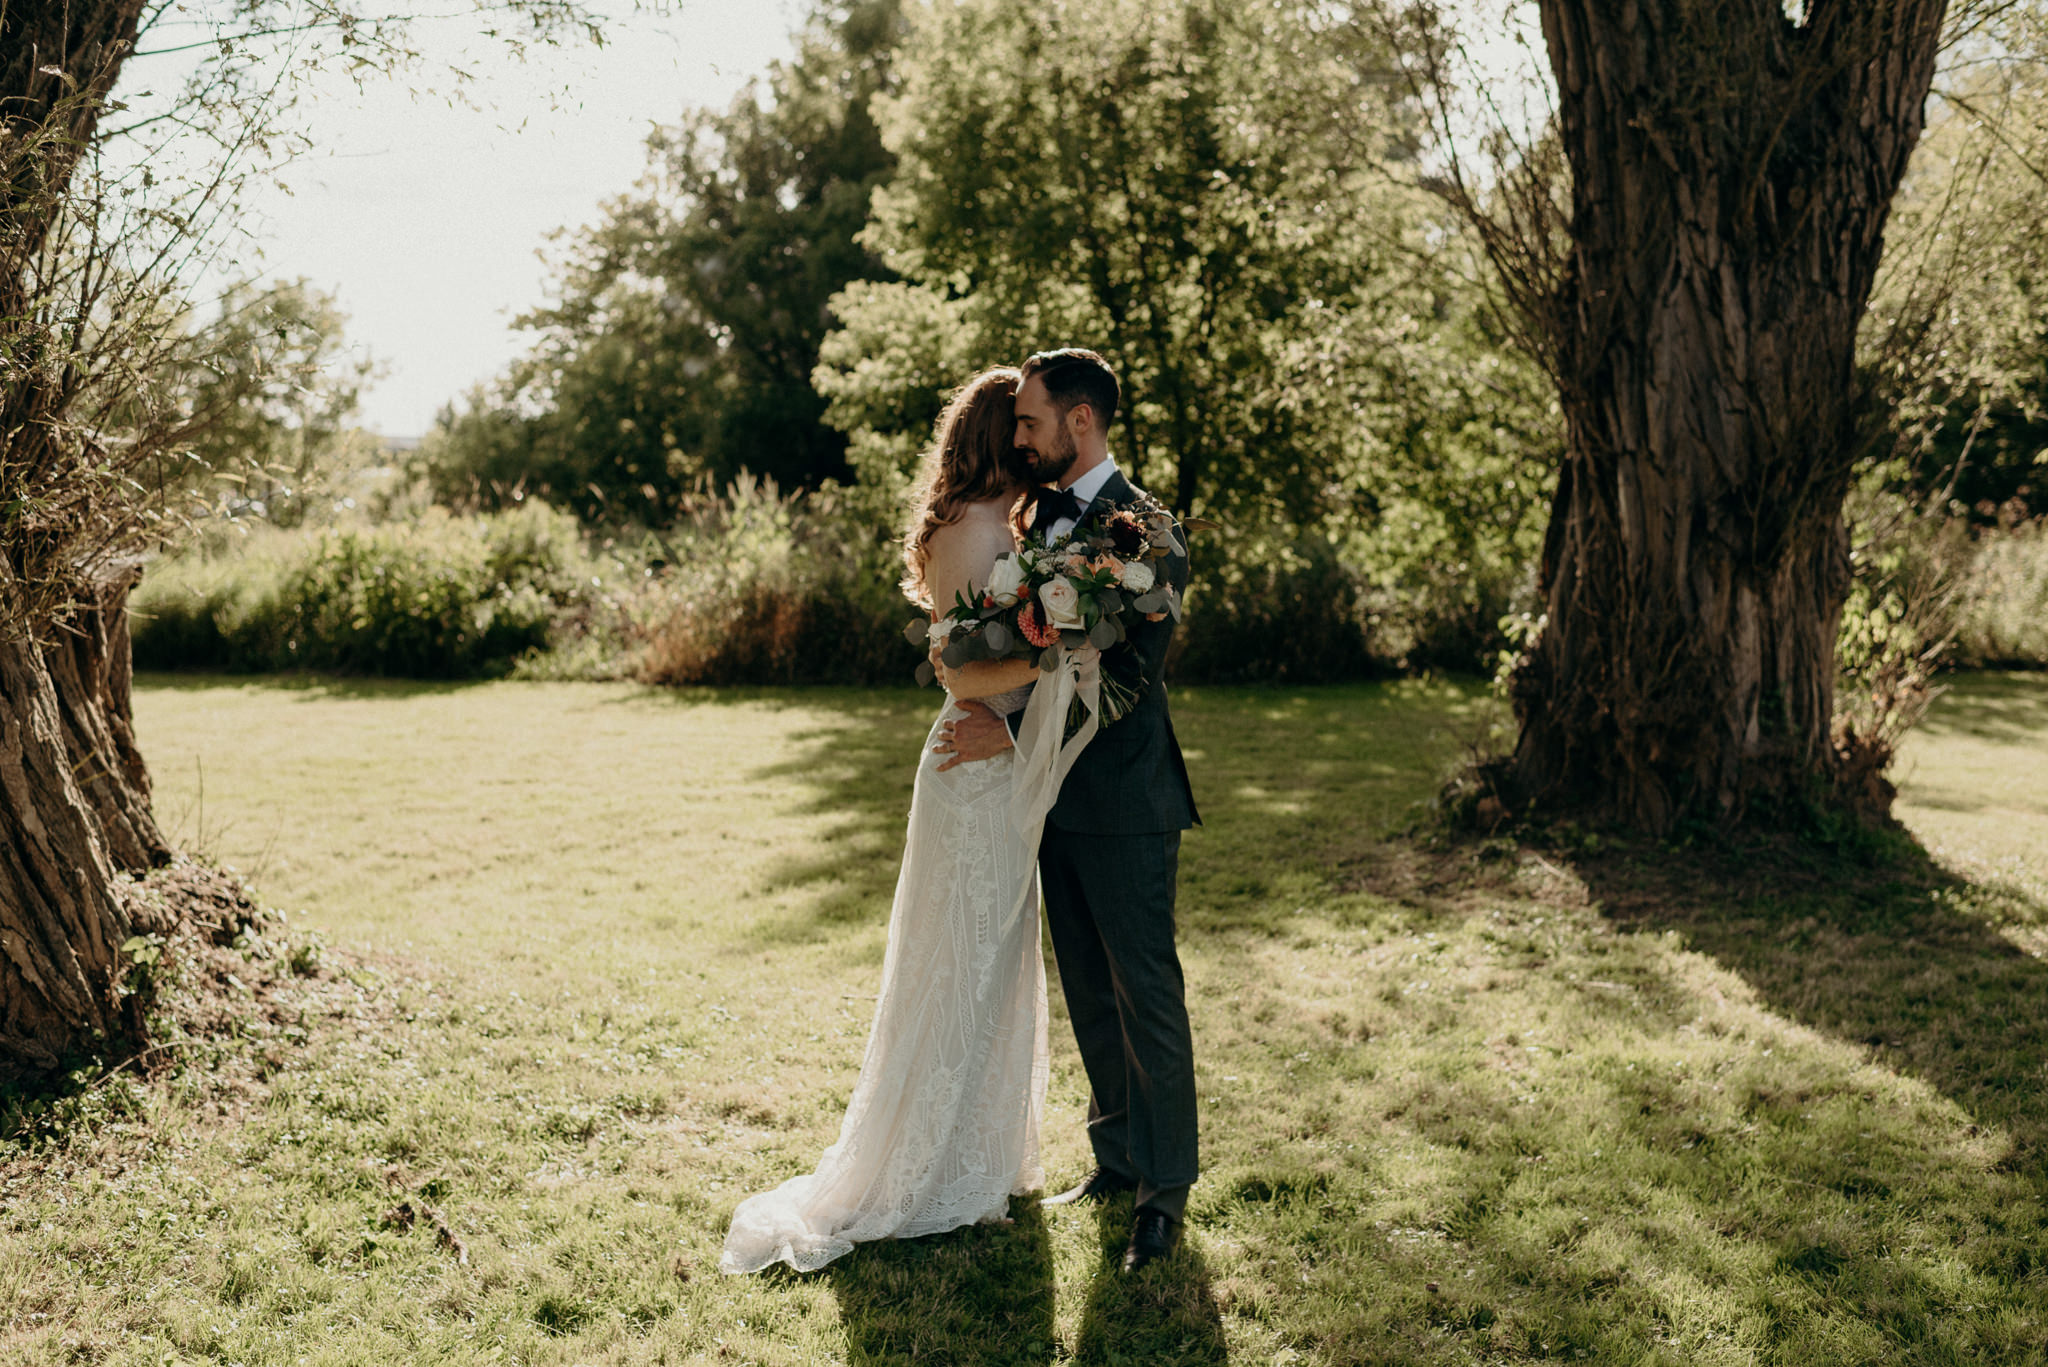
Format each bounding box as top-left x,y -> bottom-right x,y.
901,366 -> 1023,609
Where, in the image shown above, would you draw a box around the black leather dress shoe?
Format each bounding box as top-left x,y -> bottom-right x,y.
1121,1206 -> 1181,1273
1042,1167 -> 1138,1207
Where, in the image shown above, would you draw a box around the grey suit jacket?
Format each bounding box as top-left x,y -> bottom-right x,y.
1012,470 -> 1199,835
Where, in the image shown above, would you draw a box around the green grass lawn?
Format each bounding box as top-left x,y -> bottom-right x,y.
6,673 -> 2048,1364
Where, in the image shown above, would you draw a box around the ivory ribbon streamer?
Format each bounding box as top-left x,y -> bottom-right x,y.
1005,645 -> 1102,898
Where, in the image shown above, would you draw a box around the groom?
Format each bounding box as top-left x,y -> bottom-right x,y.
937,348 -> 1201,1274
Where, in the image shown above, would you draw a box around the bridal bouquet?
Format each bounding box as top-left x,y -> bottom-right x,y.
903,502 -> 1186,728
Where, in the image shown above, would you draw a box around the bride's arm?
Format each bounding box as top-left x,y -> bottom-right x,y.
944,656 -> 1040,699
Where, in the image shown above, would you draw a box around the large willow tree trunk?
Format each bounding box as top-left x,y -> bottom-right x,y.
2,0 -> 158,1087
1505,0 -> 1948,830
0,576 -> 162,1087
47,564 -> 172,874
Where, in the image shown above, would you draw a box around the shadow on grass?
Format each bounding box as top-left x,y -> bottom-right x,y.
743,692 -> 937,940
1914,670 -> 2048,744
1243,827 -> 2048,1362
1067,1198 -> 1226,1366
1578,837 -> 2048,1192
825,1203 -> 1056,1366
821,1193 -> 1224,1366
740,680 -> 1493,945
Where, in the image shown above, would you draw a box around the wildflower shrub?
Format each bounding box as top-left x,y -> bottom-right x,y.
132,504 -> 593,678
631,479 -> 908,686
133,482 -> 917,686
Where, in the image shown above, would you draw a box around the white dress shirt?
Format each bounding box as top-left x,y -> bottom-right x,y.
1042,457 -> 1120,541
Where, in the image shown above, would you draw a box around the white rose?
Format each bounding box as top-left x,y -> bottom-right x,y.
1117,560 -> 1156,594
1038,577 -> 1084,631
985,555 -> 1027,607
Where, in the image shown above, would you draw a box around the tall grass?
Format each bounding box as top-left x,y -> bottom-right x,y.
130,483 -> 917,686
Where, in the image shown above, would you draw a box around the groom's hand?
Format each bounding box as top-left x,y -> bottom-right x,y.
935,700 -> 1013,771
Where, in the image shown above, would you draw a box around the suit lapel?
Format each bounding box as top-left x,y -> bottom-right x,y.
1079,468 -> 1137,526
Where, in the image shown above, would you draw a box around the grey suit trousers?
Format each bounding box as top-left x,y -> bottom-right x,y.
1038,825 -> 1198,1216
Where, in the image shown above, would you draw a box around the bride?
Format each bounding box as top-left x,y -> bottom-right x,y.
721,366 -> 1054,1274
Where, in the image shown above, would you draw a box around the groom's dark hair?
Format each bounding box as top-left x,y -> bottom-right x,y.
1021,348 -> 1119,435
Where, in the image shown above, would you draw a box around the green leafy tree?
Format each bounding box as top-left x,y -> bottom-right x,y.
179,278 -> 379,527
1867,14 -> 2048,519
1407,0 -> 1960,831
816,0 -> 1559,669
833,0 -> 1386,521
0,0 -> 599,1087
425,0 -> 905,523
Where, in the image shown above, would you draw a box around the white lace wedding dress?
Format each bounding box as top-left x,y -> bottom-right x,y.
720,507 -> 1049,1275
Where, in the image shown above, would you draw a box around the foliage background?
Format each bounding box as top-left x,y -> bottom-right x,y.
132,0 -> 2048,690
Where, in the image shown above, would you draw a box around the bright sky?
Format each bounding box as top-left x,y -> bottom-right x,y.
135,3 -> 802,438
100,1 -> 1540,440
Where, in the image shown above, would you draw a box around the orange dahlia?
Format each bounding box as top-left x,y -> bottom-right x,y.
1018,602 -> 1058,648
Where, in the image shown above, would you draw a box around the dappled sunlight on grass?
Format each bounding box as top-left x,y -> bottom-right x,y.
4,673 -> 2048,1363
1183,862 -> 2045,1362
1897,674 -> 2048,903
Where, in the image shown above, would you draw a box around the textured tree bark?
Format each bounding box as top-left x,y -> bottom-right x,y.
45,563 -> 171,875
1506,0 -> 1948,829
1,1 -> 159,1086
0,577 -> 141,1089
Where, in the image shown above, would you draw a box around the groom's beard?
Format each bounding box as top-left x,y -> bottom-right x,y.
1020,426 -> 1078,485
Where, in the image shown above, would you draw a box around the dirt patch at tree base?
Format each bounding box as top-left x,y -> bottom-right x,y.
2,858 -> 404,1146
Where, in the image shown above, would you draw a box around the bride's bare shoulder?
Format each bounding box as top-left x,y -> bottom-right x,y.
921,498 -> 1020,606
963,494 -> 1020,523
929,497 -> 1019,545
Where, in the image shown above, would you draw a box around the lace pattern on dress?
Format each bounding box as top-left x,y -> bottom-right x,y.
978,684 -> 1033,718
718,702 -> 1050,1274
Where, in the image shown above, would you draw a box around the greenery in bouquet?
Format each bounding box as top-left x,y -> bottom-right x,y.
902,504 -> 1187,727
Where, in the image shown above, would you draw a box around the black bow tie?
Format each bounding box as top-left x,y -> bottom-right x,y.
1030,487 -> 1085,535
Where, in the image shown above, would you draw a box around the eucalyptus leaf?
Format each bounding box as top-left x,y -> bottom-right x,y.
1039,647 -> 1059,673
984,622 -> 1012,654
941,640 -> 970,668
1132,589 -> 1166,613
904,617 -> 931,646
1088,619 -> 1118,649
915,660 -> 936,687
1098,588 -> 1123,613
1061,629 -> 1087,649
